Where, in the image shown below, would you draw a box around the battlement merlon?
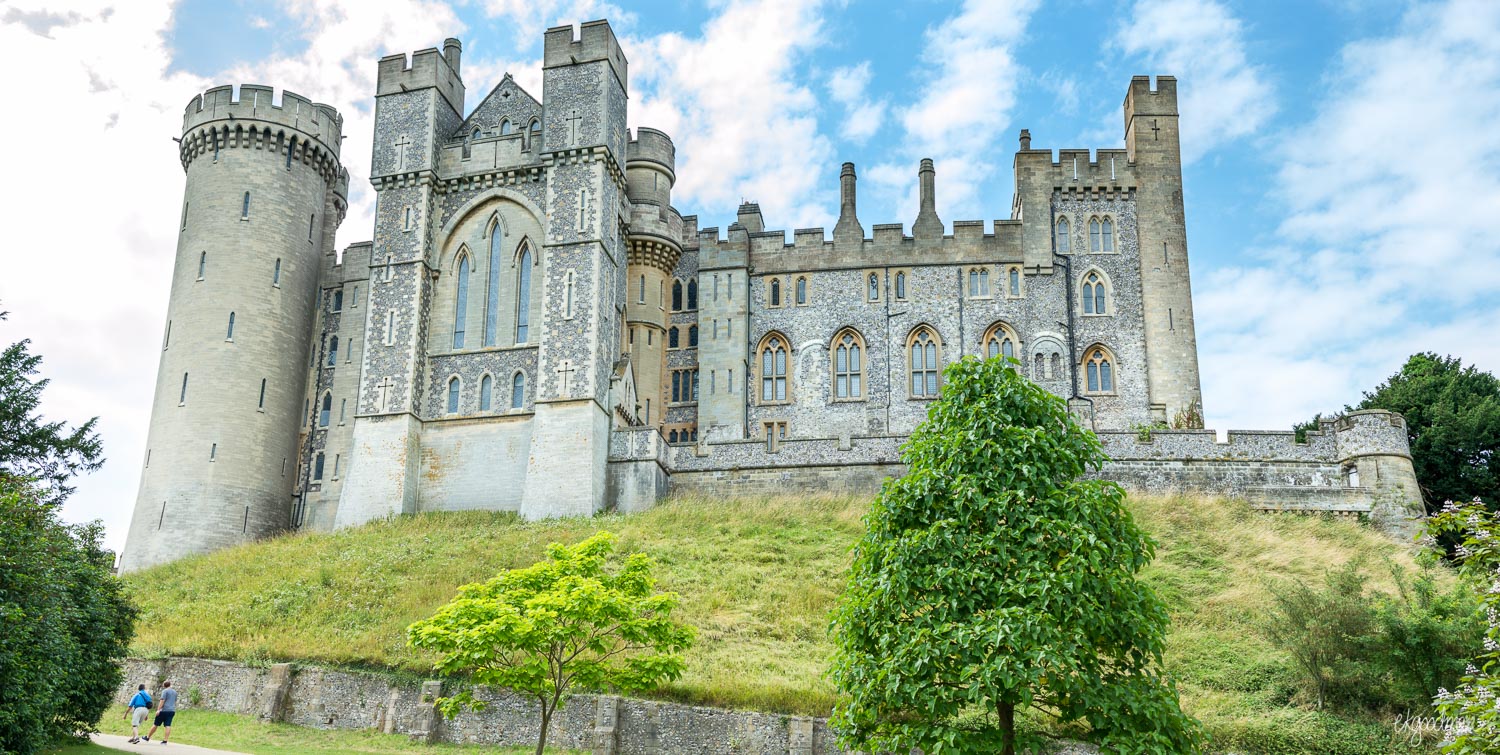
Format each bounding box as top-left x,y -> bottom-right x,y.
376,38 -> 466,115
1124,75 -> 1178,124
182,85 -> 344,159
1013,147 -> 1138,194
543,20 -> 628,91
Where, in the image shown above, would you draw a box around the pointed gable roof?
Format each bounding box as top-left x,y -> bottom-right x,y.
454,74 -> 542,140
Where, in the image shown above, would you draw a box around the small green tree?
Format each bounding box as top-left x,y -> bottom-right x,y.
1261,562 -> 1376,710
408,531 -> 694,755
829,357 -> 1204,755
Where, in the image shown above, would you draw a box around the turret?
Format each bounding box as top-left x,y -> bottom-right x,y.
1123,75 -> 1203,425
121,86 -> 346,572
624,127 -> 683,432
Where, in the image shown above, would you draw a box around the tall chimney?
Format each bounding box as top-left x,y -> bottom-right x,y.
443,38 -> 462,73
1019,129 -> 1032,150
833,162 -> 863,247
912,158 -> 943,244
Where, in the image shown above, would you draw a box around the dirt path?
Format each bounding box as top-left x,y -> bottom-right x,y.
91,734 -> 249,754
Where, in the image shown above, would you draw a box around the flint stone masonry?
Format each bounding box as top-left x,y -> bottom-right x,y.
124,19 -> 1423,569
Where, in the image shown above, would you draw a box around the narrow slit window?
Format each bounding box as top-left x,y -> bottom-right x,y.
181,201 -> 189,230
868,273 -> 879,301
308,214 -> 316,241
327,336 -> 339,366
258,378 -> 266,409
314,453 -> 325,480
485,229 -> 501,347
447,377 -> 460,414
1009,267 -> 1021,296
320,393 -> 331,427
516,244 -> 532,343
163,321 -> 171,350
241,191 -> 251,219
198,252 -> 206,279
285,139 -> 294,169
339,398 -> 347,423
180,372 -> 188,404
895,272 -> 907,299
511,372 -> 525,409
453,254 -> 470,349
226,312 -> 235,340
770,279 -> 781,307
273,258 -> 281,285
480,375 -> 493,411
795,277 -> 807,305
210,443 -> 216,461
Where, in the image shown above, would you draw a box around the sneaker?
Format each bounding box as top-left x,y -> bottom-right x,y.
143,736 -> 151,741
161,741 -> 169,745
129,738 -> 140,744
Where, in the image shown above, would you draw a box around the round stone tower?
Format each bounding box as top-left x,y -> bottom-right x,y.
623,128 -> 682,427
120,85 -> 347,572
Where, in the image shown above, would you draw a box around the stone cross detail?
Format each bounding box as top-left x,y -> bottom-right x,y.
566,110 -> 583,145
556,360 -> 577,397
376,377 -> 394,412
1150,119 -> 1160,141
394,135 -> 412,170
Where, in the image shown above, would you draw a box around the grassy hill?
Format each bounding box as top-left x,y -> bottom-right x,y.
125,494 -> 1443,754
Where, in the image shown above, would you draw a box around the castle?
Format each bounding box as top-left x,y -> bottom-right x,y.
120,21 -> 1424,572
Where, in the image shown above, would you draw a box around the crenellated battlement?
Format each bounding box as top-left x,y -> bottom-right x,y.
1124,75 -> 1178,122
1014,146 -> 1137,193
376,39 -> 465,114
543,20 -> 628,88
183,85 -> 343,157
626,128 -> 675,179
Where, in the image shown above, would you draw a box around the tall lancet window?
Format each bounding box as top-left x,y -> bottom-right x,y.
515,244 -> 532,343
453,254 -> 470,349
1056,217 -> 1071,253
485,224 -> 502,347
479,375 -> 493,411
511,372 -> 526,409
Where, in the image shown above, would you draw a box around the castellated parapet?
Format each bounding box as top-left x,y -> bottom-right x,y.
121,21 -> 1424,572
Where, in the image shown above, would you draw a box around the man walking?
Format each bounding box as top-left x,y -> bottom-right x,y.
142,681 -> 177,744
123,684 -> 153,743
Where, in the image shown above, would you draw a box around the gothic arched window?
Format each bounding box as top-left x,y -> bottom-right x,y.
908,327 -> 941,398
983,322 -> 1018,361
672,280 -> 683,311
769,279 -> 781,307
332,289 -> 343,312
500,119 -> 514,135
1082,270 -> 1109,315
687,279 -> 698,309
895,271 -> 907,299
1101,217 -> 1115,252
1056,217 -> 1071,253
1084,346 -> 1116,393
832,329 -> 865,400
795,277 -> 807,305
453,253 -> 470,349
327,336 -> 339,366
515,243 -> 532,343
479,374 -> 493,411
669,327 -> 680,349
447,377 -> 461,414
320,392 -> 332,427
485,224 -> 502,347
689,325 -> 698,347
511,372 -> 526,409
1008,266 -> 1021,296
758,334 -> 789,403
868,273 -> 880,301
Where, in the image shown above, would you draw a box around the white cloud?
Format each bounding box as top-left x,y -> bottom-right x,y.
626,0 -> 835,229
480,0 -> 636,50
1196,0 -> 1500,432
1117,0 -> 1273,162
826,62 -> 886,144
867,0 -> 1040,226
0,0 -> 209,552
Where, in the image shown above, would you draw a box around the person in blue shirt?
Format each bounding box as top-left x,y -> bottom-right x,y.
123,684 -> 153,743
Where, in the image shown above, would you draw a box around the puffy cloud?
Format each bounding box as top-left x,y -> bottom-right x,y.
826,62 -> 887,144
626,0 -> 836,229
1196,0 -> 1500,431
1117,0 -> 1274,162
866,0 -> 1040,225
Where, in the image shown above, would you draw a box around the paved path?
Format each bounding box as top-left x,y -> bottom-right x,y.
91,734 -> 249,754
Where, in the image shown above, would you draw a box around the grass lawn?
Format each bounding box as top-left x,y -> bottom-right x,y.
42,743 -> 111,755
125,493 -> 1446,754
93,709 -> 580,754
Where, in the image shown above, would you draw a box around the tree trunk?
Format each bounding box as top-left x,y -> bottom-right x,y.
535,702 -> 551,755
998,700 -> 1016,755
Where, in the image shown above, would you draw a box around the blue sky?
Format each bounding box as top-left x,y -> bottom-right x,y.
2,0 -> 1498,552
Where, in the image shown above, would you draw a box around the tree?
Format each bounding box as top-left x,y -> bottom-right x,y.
829,357 -> 1204,755
0,306 -> 103,507
0,477 -> 136,755
408,531 -> 694,755
1427,498 -> 1500,752
1307,353 -> 1500,514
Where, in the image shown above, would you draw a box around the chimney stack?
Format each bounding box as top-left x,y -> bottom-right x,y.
443,38 -> 462,73
833,162 -> 863,248
912,158 -> 943,244
1019,129 -> 1031,150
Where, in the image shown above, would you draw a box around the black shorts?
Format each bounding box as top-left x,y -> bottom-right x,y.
153,710 -> 175,727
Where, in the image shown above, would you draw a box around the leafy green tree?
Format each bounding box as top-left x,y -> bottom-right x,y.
1305,353 -> 1500,513
1427,498 -> 1500,752
0,477 -> 136,755
408,531 -> 694,755
0,306 -> 103,507
829,357 -> 1204,755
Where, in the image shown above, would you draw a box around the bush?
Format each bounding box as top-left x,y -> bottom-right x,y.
1261,559 -> 1480,714
0,478 -> 136,754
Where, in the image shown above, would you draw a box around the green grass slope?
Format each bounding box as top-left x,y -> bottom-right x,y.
126,495 -> 1441,754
